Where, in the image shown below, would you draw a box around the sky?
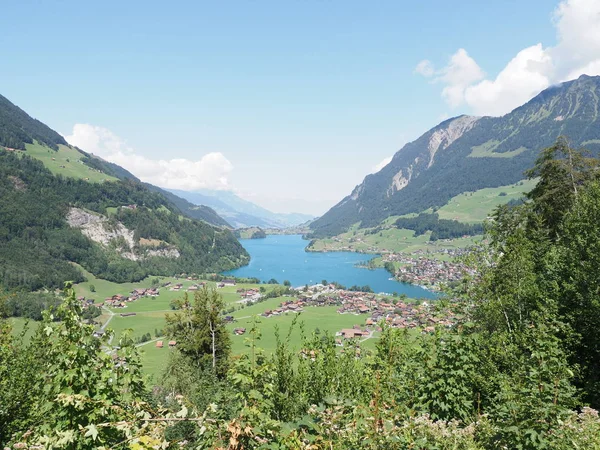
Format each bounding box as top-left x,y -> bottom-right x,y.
1,0 -> 599,215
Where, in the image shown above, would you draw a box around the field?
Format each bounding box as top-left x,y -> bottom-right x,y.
70,268 -> 369,378
24,141 -> 118,183
468,140 -> 528,158
432,179 -> 538,223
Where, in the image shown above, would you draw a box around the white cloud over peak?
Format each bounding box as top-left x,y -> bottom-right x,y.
65,124 -> 233,191
416,0 -> 600,116
372,155 -> 393,173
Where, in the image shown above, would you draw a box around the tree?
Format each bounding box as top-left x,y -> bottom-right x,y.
283,280 -> 291,287
165,287 -> 231,378
525,136 -> 598,238
89,284 -> 95,292
552,181 -> 600,405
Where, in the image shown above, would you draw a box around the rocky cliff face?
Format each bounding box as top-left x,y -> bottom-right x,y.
310,75 -> 600,237
67,207 -> 180,261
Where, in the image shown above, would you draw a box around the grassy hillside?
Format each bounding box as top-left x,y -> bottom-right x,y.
432,178 -> 537,223
24,141 -> 118,183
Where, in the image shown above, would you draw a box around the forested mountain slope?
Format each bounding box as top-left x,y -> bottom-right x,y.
0,95 -> 248,291
310,74 -> 600,237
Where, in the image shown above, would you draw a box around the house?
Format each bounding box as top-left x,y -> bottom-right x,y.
339,328 -> 364,339
156,341 -> 164,348
234,328 -> 246,335
168,340 -> 176,347
222,279 -> 236,287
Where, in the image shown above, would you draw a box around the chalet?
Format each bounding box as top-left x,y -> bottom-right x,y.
168,340 -> 177,347
234,328 -> 246,335
339,328 -> 364,339
222,279 -> 236,286
156,341 -> 164,348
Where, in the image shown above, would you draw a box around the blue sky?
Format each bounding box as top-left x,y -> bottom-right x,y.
2,0 -> 598,215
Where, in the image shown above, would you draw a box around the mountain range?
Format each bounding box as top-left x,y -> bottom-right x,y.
310,74 -> 600,237
170,188 -> 314,229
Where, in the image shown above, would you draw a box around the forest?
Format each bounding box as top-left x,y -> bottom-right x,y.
393,213 -> 484,240
0,150 -> 248,291
1,137 -> 600,448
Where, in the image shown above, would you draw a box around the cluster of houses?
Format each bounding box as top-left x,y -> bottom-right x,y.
383,252 -> 473,291
77,296 -> 96,309
236,288 -> 261,300
258,284 -> 460,336
100,287 -> 160,308
155,340 -> 177,348
261,299 -> 305,317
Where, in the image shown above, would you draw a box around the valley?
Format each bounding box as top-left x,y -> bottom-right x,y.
3,51 -> 600,445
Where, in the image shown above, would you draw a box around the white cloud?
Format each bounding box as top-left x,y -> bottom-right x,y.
416,0 -> 600,116
65,124 -> 233,191
372,155 -> 393,173
464,45 -> 552,116
414,59 -> 435,77
437,49 -> 485,108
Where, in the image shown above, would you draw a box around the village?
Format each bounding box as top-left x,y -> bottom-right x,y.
382,248 -> 474,291
253,283 -> 459,340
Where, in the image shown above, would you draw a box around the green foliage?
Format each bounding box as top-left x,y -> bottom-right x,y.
165,287 -> 232,378
526,135 -> 599,237
394,213 -> 484,241
0,283 -> 168,448
0,151 -> 247,290
3,292 -> 62,320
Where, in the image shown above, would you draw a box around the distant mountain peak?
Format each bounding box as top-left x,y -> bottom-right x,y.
169,188 -> 314,229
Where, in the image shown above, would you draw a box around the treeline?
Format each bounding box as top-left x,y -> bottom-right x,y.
394,212 -> 484,240
0,151 -> 248,291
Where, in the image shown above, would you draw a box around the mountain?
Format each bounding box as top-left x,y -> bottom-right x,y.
170,188 -> 314,229
0,94 -> 248,291
310,75 -> 600,237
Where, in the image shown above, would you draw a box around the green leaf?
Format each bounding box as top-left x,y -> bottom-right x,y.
84,423 -> 99,441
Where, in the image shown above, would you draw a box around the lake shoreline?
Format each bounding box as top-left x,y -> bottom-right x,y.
224,235 -> 438,299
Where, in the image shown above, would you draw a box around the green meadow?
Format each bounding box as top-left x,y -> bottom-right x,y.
24,142 -> 118,183
432,178 -> 537,223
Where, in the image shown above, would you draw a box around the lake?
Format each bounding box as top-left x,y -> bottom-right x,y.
223,235 -> 437,299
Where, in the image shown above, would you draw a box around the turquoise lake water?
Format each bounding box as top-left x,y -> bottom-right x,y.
223,235 -> 437,299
